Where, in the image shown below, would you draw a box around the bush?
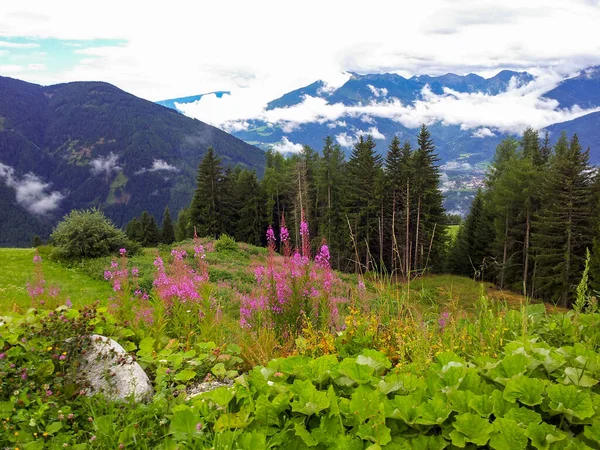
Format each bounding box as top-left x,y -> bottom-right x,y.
214,233 -> 238,252
50,208 -> 138,259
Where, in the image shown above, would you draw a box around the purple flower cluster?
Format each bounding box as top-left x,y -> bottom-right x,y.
240,219 -> 339,332
152,247 -> 209,306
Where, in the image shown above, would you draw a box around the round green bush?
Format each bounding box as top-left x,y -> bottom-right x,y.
51,208 -> 137,259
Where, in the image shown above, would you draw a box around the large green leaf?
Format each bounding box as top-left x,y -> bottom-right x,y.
385,394 -> 420,425
525,422 -> 567,450
489,418 -> 527,450
357,420 -> 392,446
583,421 -> 600,444
290,379 -> 330,416
491,389 -> 516,418
303,354 -> 339,384
337,358 -> 376,385
504,407 -> 542,426
174,368 -> 196,382
560,367 -> 599,387
357,349 -> 392,374
546,384 -> 595,421
350,385 -> 382,424
294,423 -> 318,447
415,396 -> 452,425
450,413 -> 494,447
503,375 -> 546,406
468,394 -> 495,418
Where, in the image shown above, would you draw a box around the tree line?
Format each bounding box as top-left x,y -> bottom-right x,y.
449,128 -> 600,307
148,125 -> 449,275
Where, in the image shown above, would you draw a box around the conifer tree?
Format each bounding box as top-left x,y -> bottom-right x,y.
190,147 -> 224,238
161,207 -> 176,244
175,207 -> 192,241
411,125 -> 447,273
314,137 -> 347,267
448,189 -> 494,278
532,133 -> 594,306
125,217 -> 143,243
344,135 -> 383,272
139,211 -> 160,247
234,169 -> 264,246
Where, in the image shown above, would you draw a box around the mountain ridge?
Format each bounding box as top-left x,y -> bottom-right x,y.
0,76 -> 265,246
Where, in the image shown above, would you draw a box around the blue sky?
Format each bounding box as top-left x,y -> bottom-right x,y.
0,37 -> 126,77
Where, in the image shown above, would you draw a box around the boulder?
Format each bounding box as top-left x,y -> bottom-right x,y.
80,334 -> 153,402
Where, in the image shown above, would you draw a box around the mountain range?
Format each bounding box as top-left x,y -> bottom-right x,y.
0,76 -> 264,246
159,67 -> 600,215
161,67 -> 600,167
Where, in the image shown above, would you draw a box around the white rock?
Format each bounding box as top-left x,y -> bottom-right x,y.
80,334 -> 153,402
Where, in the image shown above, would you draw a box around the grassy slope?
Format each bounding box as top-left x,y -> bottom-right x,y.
1,242 -> 545,316
0,248 -> 114,312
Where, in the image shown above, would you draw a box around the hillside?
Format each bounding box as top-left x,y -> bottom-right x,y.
0,76 -> 265,246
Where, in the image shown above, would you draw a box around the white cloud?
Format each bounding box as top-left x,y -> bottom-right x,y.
90,152 -> 121,176
135,159 -> 178,174
471,127 -> 496,138
3,0 -> 600,118
0,40 -> 39,48
0,64 -> 23,73
441,161 -> 473,171
335,133 -> 356,148
367,85 -> 388,97
27,63 -> 45,71
149,159 -> 178,172
0,163 -> 64,214
271,137 -> 304,154
367,127 -> 385,139
202,70 -> 600,135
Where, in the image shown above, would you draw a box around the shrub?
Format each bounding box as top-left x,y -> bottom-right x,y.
215,233 -> 238,252
51,208 -> 137,259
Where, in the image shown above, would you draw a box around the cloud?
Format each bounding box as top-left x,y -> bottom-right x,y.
367,85 -> 388,97
0,40 -> 39,48
149,159 -> 178,172
27,63 -> 45,71
4,0 -> 600,117
367,127 -> 385,139
136,159 -> 179,174
0,163 -> 64,214
90,152 -> 121,176
200,69 -> 600,136
271,137 -> 304,154
335,133 -> 356,148
0,64 -> 23,73
441,161 -> 473,171
471,127 -> 496,138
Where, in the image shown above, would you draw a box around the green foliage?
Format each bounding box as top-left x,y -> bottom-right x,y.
215,234 -> 238,252
160,206 -> 176,244
50,208 -> 135,259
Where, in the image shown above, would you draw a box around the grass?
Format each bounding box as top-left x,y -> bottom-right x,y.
0,248 -> 114,312
446,224 -> 460,240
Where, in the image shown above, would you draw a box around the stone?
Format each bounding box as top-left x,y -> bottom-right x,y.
79,334 -> 153,402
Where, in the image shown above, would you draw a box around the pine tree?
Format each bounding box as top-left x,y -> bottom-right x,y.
190,147 -> 224,238
175,207 -> 192,241
139,211 -> 160,247
234,169 -> 264,246
532,133 -> 594,306
125,217 -> 143,243
161,207 -> 176,244
344,135 -> 383,272
411,125 -> 447,273
316,136 -> 346,269
448,189 -> 495,278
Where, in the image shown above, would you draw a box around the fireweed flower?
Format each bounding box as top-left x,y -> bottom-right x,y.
119,248 -> 127,256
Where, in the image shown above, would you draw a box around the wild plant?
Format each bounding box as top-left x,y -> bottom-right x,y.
240,217 -> 341,339
104,248 -> 150,327
151,240 -> 213,342
27,250 -> 63,310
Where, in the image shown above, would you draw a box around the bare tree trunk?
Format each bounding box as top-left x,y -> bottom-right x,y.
501,211 -> 508,289
413,196 -> 421,272
523,210 -> 530,297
